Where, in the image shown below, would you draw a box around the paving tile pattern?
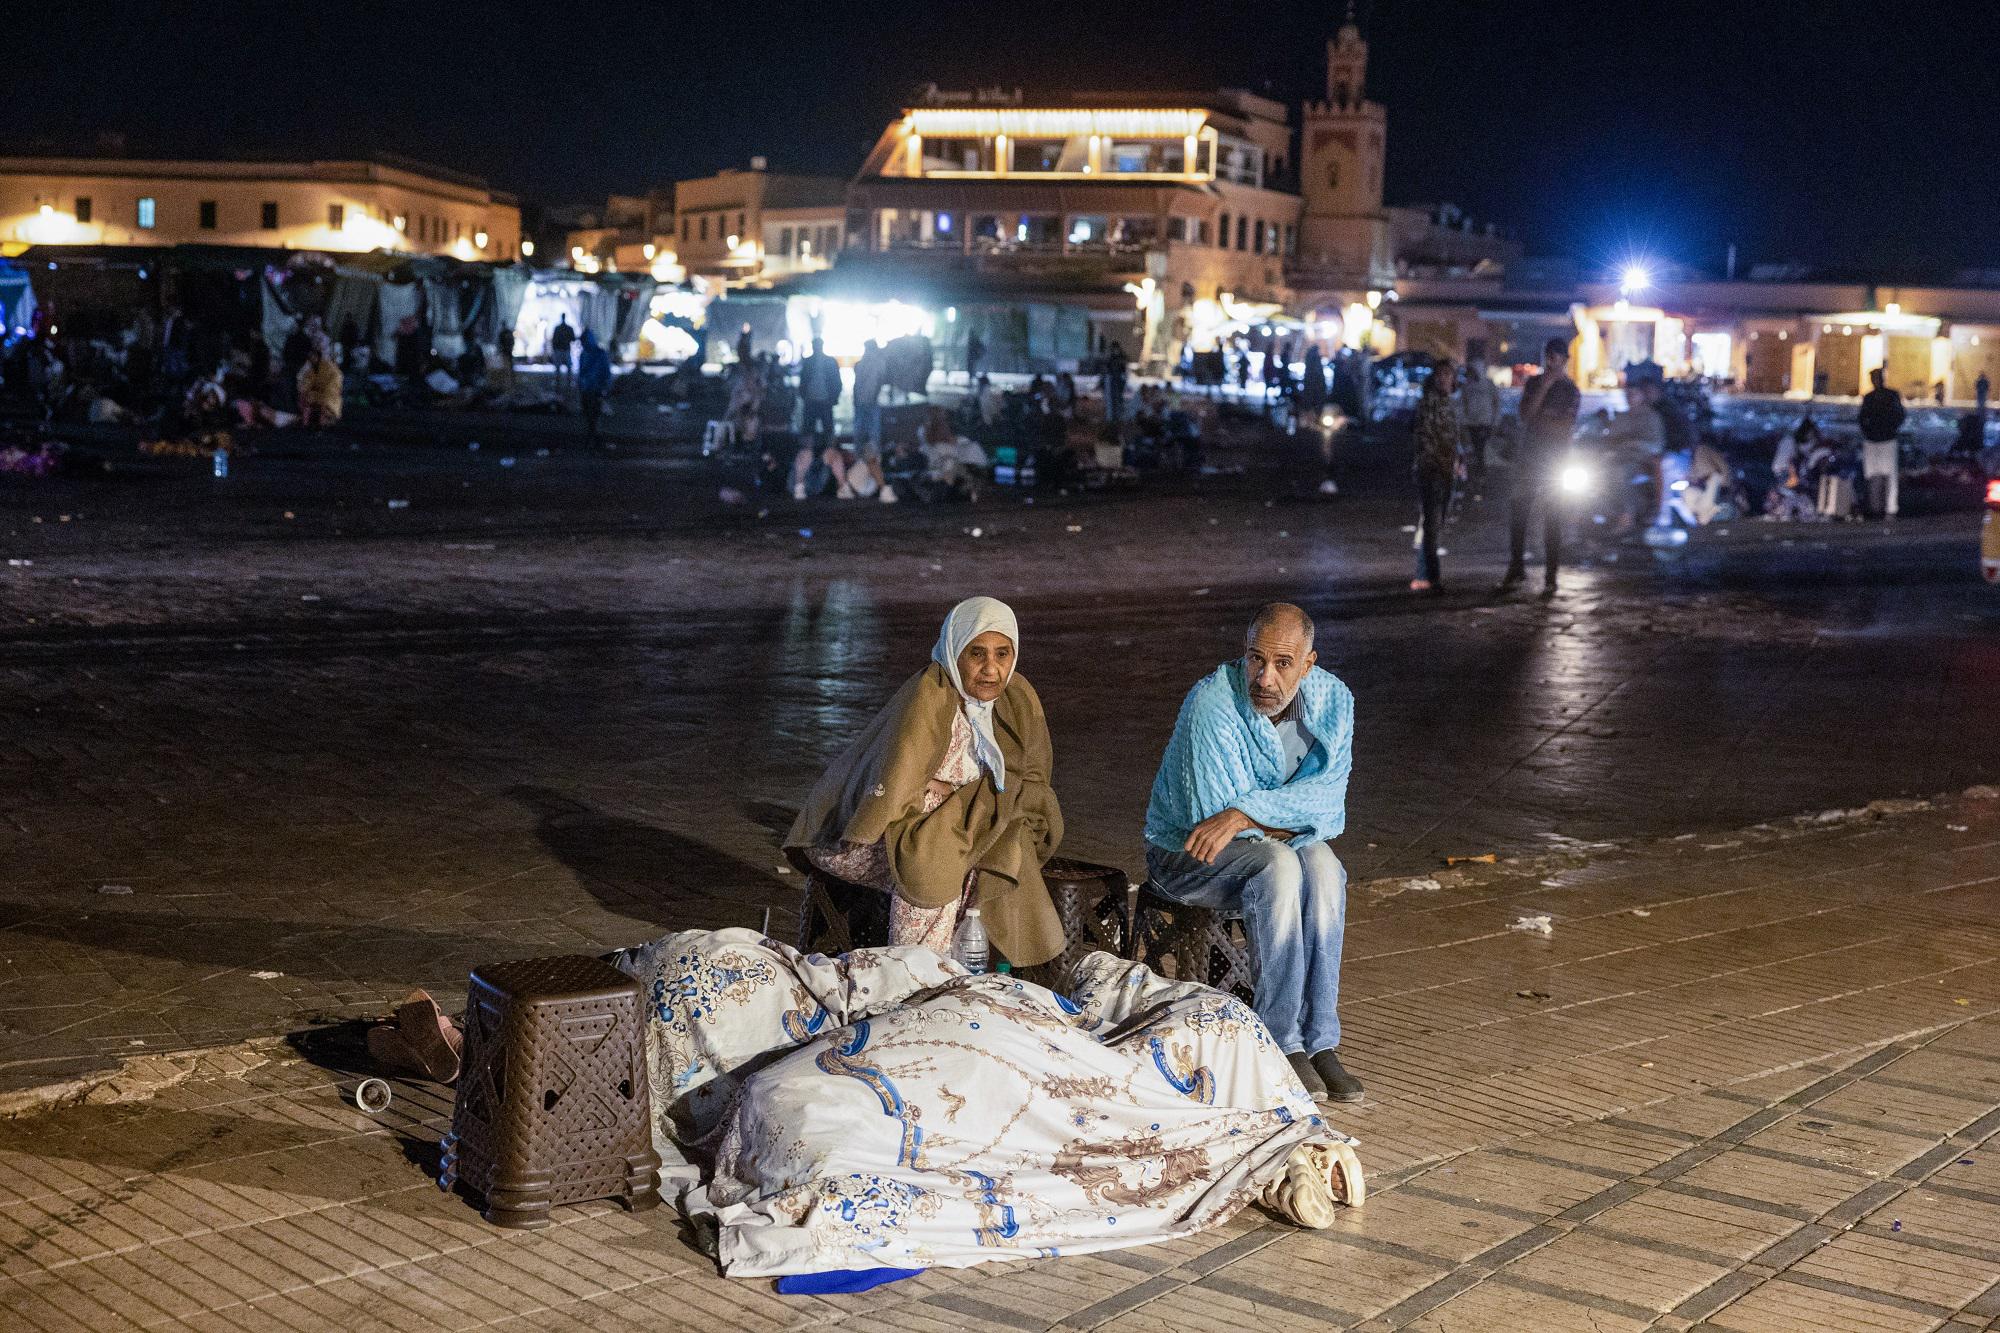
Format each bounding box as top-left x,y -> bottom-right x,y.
4,801 -> 2000,1330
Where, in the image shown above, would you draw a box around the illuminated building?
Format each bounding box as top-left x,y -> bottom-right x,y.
837,85 -> 1301,366
672,161 -> 847,287
819,16 -> 1512,371
564,161 -> 846,290
1387,264 -> 2000,401
0,154 -> 520,259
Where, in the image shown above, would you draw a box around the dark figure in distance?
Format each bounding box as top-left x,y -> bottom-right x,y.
1499,337 -> 1581,595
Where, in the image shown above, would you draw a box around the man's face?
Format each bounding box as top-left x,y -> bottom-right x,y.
1546,351 -> 1569,375
956,630 -> 1015,703
1245,623 -> 1316,717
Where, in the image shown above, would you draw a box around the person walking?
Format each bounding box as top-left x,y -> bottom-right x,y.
1411,361 -> 1460,593
576,329 -> 611,446
1498,338 -> 1580,595
1457,353 -> 1501,498
965,330 -> 985,384
549,315 -> 576,387
1977,370 -> 1991,417
1857,366 -> 1906,519
791,337 -> 845,499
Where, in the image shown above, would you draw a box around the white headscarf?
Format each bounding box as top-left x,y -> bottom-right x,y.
931,595 -> 1018,792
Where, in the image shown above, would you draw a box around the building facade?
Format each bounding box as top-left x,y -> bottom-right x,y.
562,163 -> 848,288
1387,270 -> 2000,401
672,165 -> 848,286
816,19 -> 1513,371
0,156 -> 521,259
835,88 -> 1310,365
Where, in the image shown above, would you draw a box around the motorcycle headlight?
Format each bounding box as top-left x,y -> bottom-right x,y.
1558,462 -> 1592,494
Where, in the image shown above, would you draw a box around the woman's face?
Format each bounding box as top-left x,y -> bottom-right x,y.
956,631 -> 1015,703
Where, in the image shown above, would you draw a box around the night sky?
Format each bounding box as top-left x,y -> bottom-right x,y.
15,0 -> 2000,276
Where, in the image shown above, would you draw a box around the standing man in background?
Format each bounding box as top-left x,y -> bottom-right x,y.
1858,367 -> 1906,519
1457,351 -> 1501,499
1499,338 -> 1580,595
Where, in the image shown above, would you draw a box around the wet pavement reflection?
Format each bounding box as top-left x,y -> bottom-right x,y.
0,440 -> 1995,1084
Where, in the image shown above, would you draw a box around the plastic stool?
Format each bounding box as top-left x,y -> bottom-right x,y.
1024,857 -> 1133,990
1132,880 -> 1259,1003
440,954 -> 661,1228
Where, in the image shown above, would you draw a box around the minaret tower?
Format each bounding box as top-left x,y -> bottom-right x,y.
1297,4 -> 1393,286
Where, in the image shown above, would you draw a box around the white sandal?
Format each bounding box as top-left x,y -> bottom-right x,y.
1262,1140 -> 1365,1228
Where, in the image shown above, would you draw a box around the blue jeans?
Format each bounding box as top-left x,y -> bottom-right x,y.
1145,837 -> 1347,1055
854,401 -> 881,450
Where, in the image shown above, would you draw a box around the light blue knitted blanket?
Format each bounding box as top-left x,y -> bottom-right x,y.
1143,662 -> 1354,852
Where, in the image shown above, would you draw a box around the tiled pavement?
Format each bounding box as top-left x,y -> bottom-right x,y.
4,792 -> 2000,1330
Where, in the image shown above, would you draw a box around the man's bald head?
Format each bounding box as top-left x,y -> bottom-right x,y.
1243,603 -> 1316,717
1246,602 -> 1314,652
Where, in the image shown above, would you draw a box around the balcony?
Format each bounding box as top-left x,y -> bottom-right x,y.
836,244 -> 1158,292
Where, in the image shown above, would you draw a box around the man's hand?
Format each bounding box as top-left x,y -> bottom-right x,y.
1185,808 -> 1256,864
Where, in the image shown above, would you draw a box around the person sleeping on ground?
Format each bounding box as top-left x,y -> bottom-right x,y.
786,595 -> 1065,967
614,929 -> 1363,1280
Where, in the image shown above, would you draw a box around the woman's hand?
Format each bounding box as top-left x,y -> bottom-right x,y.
924,779 -> 955,807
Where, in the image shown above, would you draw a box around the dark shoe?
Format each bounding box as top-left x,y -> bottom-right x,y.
1310,1049 -> 1365,1102
1495,566 -> 1526,592
1287,1051 -> 1329,1099
1540,578 -> 1558,599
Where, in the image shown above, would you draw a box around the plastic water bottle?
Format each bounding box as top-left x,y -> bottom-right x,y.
211,446 -> 228,479
952,906 -> 989,975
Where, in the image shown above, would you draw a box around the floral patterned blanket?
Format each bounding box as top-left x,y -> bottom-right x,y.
614,929 -> 1349,1276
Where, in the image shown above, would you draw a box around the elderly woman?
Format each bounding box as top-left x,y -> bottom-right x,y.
786,596 -> 1065,967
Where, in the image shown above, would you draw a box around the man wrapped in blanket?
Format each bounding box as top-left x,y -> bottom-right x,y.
1143,602 -> 1363,1103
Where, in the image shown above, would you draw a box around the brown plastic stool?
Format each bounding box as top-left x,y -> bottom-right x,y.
1132,880 -> 1260,1003
785,848 -> 891,956
1023,857 -> 1134,990
439,954 -> 662,1229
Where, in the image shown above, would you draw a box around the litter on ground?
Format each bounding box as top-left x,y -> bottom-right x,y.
1510,914 -> 1554,937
